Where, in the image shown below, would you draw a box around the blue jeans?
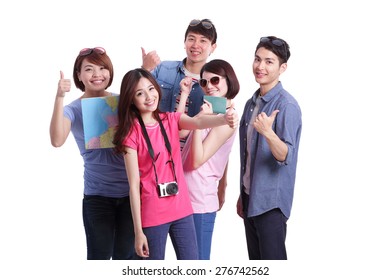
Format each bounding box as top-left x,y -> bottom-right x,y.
193,212 -> 216,260
242,193 -> 287,260
83,195 -> 136,260
142,215 -> 198,260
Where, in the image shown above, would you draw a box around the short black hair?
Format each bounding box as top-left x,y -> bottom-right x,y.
184,19 -> 217,44
256,36 -> 290,64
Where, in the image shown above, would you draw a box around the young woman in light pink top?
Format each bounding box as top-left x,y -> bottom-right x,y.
180,59 -> 240,259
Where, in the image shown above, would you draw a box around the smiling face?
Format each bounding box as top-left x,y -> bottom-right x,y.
199,71 -> 228,98
77,59 -> 111,92
185,32 -> 216,65
253,47 -> 287,93
132,77 -> 159,116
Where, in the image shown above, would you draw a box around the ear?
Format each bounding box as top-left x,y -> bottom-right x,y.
210,43 -> 217,55
279,63 -> 287,74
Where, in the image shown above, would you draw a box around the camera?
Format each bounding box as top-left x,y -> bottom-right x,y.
157,181 -> 179,197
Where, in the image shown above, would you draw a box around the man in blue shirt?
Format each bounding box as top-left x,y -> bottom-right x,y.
237,36 -> 302,260
141,19 -> 217,117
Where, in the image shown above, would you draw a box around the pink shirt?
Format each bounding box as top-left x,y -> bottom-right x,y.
181,128 -> 237,213
124,112 -> 193,228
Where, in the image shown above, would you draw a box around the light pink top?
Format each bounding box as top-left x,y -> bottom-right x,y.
124,112 -> 193,227
181,127 -> 237,213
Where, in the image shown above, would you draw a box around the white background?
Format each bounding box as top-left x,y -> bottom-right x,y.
1,0 -> 389,279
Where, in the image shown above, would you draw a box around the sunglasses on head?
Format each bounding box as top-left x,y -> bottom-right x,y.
189,19 -> 213,29
260,37 -> 288,60
79,47 -> 106,56
199,76 -> 223,88
260,37 -> 286,47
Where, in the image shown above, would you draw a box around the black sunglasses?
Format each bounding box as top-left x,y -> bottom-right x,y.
259,37 -> 285,47
189,19 -> 213,29
199,76 -> 223,88
259,37 -> 288,61
79,47 -> 106,56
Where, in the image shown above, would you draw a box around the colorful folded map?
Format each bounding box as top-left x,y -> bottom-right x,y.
81,95 -> 119,149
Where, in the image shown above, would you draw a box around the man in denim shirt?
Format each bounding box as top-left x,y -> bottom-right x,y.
237,36 -> 302,260
141,19 -> 217,117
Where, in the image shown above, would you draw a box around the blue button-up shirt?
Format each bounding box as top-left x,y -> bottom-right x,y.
151,59 -> 204,117
239,82 -> 302,219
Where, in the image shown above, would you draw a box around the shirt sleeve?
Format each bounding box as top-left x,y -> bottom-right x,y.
275,103 -> 302,166
63,104 -> 74,122
123,125 -> 139,151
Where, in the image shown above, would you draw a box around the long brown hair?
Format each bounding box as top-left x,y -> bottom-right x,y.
113,68 -> 162,154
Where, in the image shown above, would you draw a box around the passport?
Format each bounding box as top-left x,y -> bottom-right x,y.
203,95 -> 227,114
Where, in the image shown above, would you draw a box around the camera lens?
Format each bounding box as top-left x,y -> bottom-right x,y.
166,183 -> 178,195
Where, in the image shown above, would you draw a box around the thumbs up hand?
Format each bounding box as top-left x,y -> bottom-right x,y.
141,47 -> 160,71
224,102 -> 239,129
253,109 -> 279,136
57,70 -> 71,98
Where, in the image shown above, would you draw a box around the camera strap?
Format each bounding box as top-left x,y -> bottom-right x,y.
137,114 -> 178,185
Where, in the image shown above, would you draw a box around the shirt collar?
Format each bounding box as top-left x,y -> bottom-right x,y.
253,81 -> 283,103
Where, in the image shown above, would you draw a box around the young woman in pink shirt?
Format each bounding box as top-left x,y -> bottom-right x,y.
113,68 -> 238,260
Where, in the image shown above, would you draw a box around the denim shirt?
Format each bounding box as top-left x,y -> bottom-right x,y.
239,82 -> 302,218
151,59 -> 204,117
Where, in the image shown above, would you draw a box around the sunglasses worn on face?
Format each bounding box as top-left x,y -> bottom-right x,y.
79,47 -> 106,56
189,19 -> 213,29
199,76 -> 223,87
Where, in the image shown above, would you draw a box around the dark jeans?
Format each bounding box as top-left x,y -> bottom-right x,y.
142,215 -> 198,260
242,192 -> 288,260
83,195 -> 136,260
